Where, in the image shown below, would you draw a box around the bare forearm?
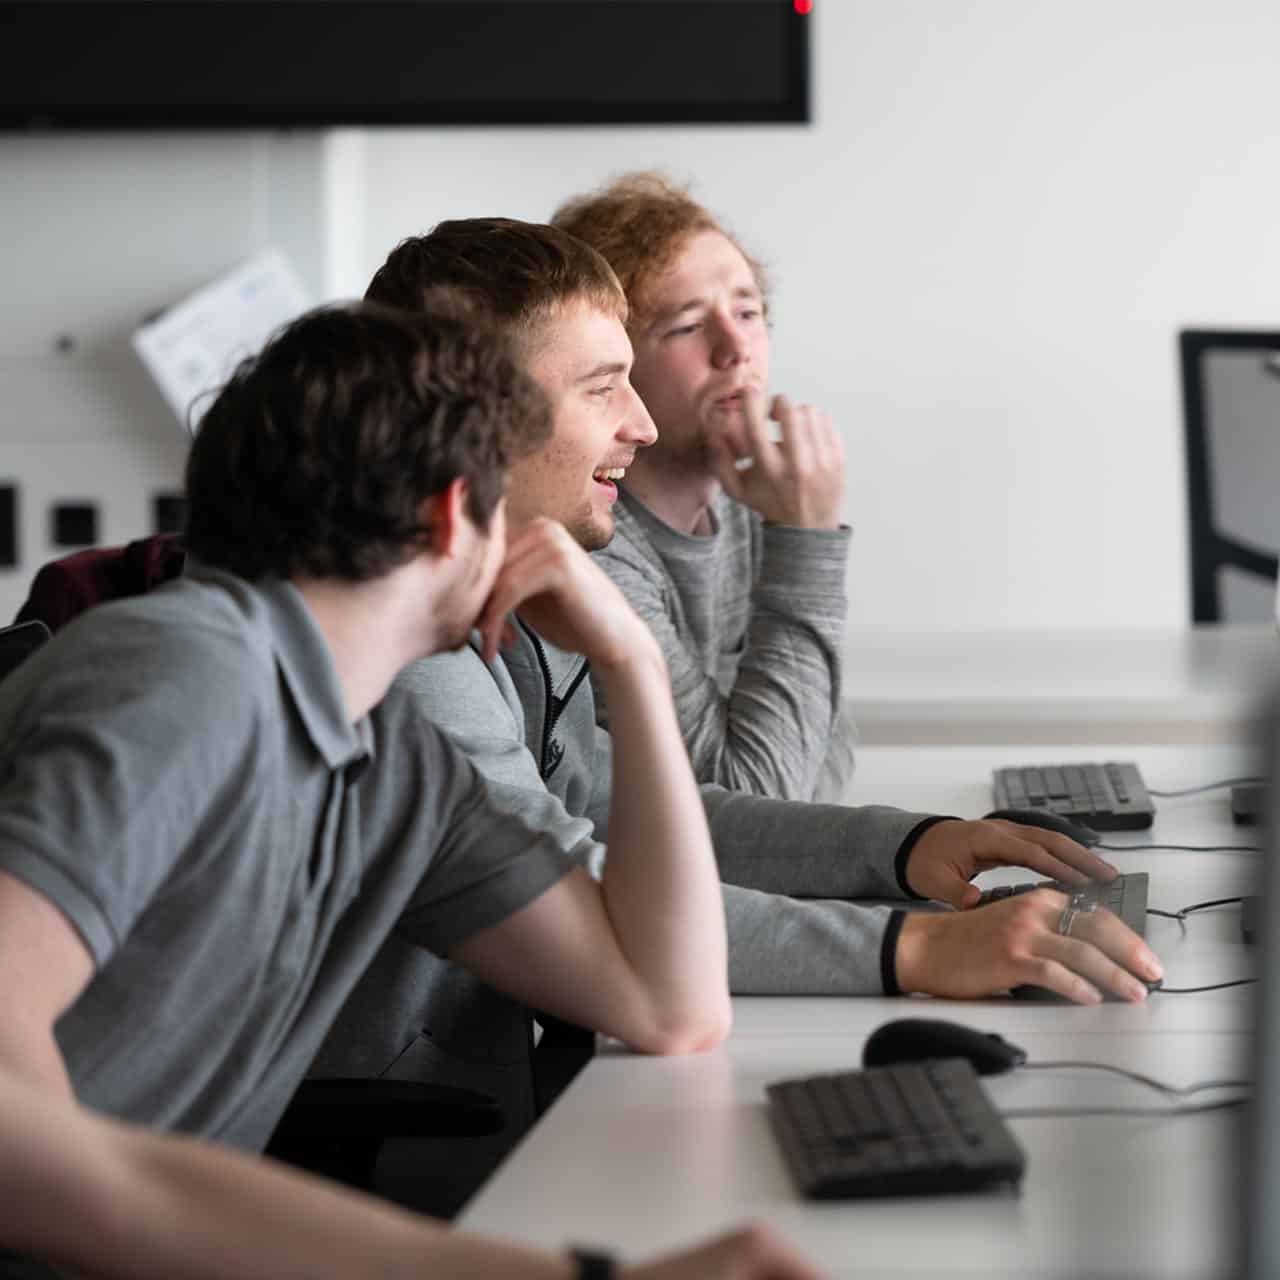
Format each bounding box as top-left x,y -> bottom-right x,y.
597,640 -> 731,1050
0,1024 -> 76,1102
0,1071 -> 575,1280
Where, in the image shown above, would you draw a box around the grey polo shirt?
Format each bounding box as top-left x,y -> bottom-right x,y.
0,565 -> 574,1150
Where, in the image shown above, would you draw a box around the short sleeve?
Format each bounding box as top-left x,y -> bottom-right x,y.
386,723 -> 579,956
0,611 -> 268,966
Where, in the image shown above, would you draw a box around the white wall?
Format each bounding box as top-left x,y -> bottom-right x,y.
4,1 -> 1279,630
349,0 -> 1280,628
0,132 -> 335,623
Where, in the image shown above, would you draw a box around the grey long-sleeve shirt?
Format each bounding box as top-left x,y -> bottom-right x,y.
312,623 -> 936,1185
593,488 -> 857,803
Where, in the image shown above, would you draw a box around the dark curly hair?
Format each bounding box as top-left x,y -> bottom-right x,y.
366,218 -> 626,351
184,301 -> 551,583
551,171 -> 769,331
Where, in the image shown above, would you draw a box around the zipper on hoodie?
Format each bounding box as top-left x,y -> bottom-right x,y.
518,619 -> 590,780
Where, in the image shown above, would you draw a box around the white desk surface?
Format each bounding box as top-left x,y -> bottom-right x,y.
464,1031 -> 1245,1279
461,743 -> 1262,1278
845,624 -> 1279,744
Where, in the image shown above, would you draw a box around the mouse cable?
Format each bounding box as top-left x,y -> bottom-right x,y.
1095,842 -> 1262,853
1019,1060 -> 1248,1097
1001,1097 -> 1246,1120
1150,895 -> 1246,920
1153,978 -> 1256,993
1146,776 -> 1264,798
1148,896 -> 1247,933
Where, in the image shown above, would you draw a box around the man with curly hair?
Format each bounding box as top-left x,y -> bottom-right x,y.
553,172 -> 854,803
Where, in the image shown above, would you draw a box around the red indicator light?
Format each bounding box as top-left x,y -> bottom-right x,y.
794,0 -> 813,13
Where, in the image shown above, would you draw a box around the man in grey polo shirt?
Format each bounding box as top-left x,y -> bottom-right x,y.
0,302 -> 786,1280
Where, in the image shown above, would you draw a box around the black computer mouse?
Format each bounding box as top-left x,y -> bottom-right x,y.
862,1017 -> 1028,1076
984,808 -> 1101,847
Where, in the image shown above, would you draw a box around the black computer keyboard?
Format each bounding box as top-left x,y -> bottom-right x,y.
765,1058 -> 1026,1200
976,872 -> 1149,937
991,761 -> 1155,830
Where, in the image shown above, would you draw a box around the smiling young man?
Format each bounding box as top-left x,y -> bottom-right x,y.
553,171 -> 855,803
311,221 -> 1164,1208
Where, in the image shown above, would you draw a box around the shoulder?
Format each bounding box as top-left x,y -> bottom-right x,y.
595,514 -> 668,590
394,637 -> 523,737
16,578 -> 271,724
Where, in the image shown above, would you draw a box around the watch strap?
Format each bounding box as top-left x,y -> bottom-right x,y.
570,1246 -> 619,1279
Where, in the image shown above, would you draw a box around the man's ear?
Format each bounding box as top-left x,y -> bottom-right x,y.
419,477 -> 470,559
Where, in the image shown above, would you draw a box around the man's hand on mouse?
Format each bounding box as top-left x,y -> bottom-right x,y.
903,817 -> 1118,910
894,889 -> 1164,1004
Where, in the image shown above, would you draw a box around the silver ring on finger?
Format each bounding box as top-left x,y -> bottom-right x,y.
1057,890 -> 1098,938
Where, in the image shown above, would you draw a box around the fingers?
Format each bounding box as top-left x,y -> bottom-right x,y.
978,821 -> 1118,886
475,519 -> 588,659
1005,892 -> 1163,1004
710,391 -> 843,528
1063,904 -> 1164,992
720,391 -> 761,459
738,391 -> 783,475
630,1222 -> 825,1280
475,533 -> 557,656
772,395 -> 815,484
771,394 -> 843,476
478,517 -> 652,669
903,818 -> 1106,908
705,430 -> 751,502
896,890 -> 1163,1004
767,395 -> 844,528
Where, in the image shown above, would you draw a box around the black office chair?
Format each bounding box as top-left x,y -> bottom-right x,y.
265,1078 -> 503,1193
0,619 -> 52,681
1180,329 -> 1280,622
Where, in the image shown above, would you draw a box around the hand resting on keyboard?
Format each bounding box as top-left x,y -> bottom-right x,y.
899,813 -> 1117,911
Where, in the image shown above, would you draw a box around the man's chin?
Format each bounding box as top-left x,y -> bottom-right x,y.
576,520 -> 614,553
566,506 -> 614,553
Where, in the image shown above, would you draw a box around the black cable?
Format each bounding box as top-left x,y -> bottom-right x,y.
1146,776 -> 1264,798
1147,896 -> 1247,930
1097,842 -> 1262,853
1155,978 -> 1256,993
1175,896 -> 1248,916
1003,1098 -> 1246,1119
1021,1060 -> 1248,1096
1147,896 -> 1251,938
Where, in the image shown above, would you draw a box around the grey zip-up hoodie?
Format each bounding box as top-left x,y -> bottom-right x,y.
312,623 -> 939,1184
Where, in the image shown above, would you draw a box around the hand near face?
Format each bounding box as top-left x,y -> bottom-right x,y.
476,517 -> 656,671
706,392 -> 844,530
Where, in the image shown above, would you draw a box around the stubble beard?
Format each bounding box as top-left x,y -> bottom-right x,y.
568,503 -> 613,553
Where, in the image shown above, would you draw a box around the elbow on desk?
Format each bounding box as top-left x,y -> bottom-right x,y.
627,995 -> 733,1057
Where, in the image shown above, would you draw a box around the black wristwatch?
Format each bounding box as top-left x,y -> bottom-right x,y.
570,1246 -> 619,1279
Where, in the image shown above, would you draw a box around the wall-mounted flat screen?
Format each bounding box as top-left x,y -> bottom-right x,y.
0,1 -> 811,128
